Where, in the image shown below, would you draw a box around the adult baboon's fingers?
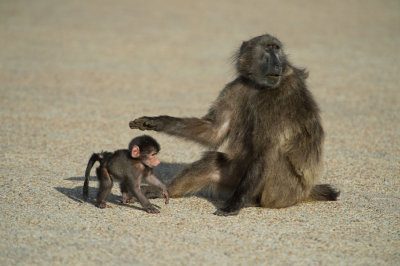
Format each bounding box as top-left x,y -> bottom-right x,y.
129,117 -> 148,130
213,208 -> 239,216
129,120 -> 137,129
129,117 -> 158,130
129,118 -> 144,129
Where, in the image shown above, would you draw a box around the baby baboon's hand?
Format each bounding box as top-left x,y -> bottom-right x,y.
163,189 -> 169,204
145,205 -> 160,214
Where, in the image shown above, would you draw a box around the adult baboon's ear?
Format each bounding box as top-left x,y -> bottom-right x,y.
131,145 -> 141,158
240,41 -> 248,53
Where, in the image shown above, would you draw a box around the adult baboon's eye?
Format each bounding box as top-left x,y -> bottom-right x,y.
266,44 -> 280,50
270,44 -> 280,50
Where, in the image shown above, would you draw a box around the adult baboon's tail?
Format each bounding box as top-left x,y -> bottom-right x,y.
83,153 -> 101,201
309,184 -> 340,201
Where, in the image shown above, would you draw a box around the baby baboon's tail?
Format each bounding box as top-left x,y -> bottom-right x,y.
83,153 -> 102,201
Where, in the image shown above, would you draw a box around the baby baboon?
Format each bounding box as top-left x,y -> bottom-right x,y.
130,34 -> 339,216
83,135 -> 169,213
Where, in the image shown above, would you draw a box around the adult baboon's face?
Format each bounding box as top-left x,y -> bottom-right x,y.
237,34 -> 286,89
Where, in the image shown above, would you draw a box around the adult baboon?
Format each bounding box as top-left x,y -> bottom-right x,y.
130,34 -> 339,216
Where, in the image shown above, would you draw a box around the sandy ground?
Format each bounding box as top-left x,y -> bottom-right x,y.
1,0 -> 399,265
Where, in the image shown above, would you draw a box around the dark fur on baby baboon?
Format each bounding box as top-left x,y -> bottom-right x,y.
129,34 -> 339,216
83,135 -> 168,213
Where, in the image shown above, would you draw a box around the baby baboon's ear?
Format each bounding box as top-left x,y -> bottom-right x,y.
130,145 -> 140,158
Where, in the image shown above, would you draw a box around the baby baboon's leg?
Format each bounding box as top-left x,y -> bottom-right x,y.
96,167 -> 113,208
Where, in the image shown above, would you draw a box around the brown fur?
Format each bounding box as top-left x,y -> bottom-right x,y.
130,34 -> 339,215
83,135 -> 168,213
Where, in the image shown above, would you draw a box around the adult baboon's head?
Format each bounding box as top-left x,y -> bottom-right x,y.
236,34 -> 287,89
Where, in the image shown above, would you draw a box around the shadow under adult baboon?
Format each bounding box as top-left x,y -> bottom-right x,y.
130,34 -> 339,216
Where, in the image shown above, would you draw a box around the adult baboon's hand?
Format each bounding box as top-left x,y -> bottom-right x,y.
129,116 -> 163,131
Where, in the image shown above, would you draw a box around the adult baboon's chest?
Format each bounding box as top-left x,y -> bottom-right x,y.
243,91 -> 296,142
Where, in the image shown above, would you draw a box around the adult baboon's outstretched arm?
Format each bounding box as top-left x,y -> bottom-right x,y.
129,113 -> 230,148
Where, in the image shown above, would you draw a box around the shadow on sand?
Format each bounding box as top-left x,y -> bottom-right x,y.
55,162 -> 192,211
